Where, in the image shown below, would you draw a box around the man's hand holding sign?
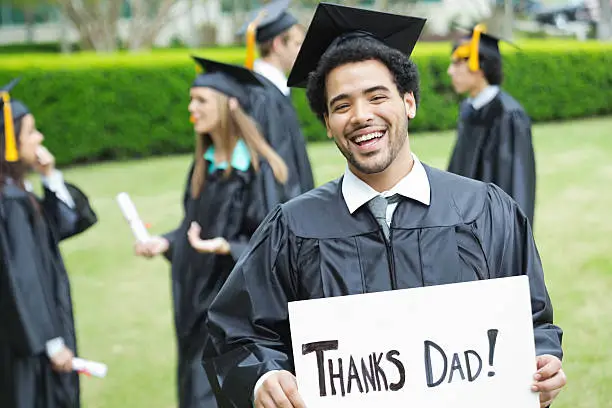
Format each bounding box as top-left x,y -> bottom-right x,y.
261,276 -> 563,408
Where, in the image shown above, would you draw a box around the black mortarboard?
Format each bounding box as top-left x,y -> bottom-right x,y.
286,2 -> 427,88
237,0 -> 298,44
1,78 -> 30,162
451,24 -> 518,71
191,56 -> 264,110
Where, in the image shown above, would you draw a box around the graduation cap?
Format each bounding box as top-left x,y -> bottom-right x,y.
1,78 -> 30,162
451,24 -> 518,72
191,55 -> 264,110
237,0 -> 299,44
286,2 -> 427,88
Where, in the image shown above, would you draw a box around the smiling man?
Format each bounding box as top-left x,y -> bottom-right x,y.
204,4 -> 566,408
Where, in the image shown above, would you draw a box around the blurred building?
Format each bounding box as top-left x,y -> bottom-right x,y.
0,0 -> 530,49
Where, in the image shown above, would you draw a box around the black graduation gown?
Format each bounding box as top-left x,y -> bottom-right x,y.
447,90 -> 536,226
249,74 -> 315,199
204,165 -> 563,408
0,181 -> 98,408
162,160 -> 279,408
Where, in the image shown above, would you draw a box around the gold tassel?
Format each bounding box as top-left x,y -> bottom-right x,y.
468,23 -> 487,72
245,20 -> 258,69
244,10 -> 268,69
2,92 -> 18,162
451,43 -> 471,60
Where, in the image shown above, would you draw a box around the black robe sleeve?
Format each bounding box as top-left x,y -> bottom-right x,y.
41,182 -> 98,241
491,110 -> 536,226
275,98 -> 314,196
0,196 -> 60,356
250,80 -> 314,198
479,183 -> 563,359
205,206 -> 297,407
163,162 -> 194,262
287,115 -> 315,194
228,163 -> 286,262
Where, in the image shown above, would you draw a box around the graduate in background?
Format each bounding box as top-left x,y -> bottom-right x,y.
237,0 -> 315,198
133,57 -> 288,408
204,4 -> 566,408
446,25 -> 537,226
0,78 -> 98,408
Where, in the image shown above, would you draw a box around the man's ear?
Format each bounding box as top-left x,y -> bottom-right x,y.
476,67 -> 488,85
324,113 -> 333,139
403,91 -> 416,120
271,35 -> 284,53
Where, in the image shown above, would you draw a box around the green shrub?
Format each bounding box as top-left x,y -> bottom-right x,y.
1,41 -> 611,166
0,42 -> 81,54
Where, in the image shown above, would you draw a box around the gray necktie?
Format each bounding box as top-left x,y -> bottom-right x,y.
367,194 -> 401,241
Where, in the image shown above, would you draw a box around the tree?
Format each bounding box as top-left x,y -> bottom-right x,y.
124,0 -> 177,51
48,0 -> 179,52
51,0 -> 122,52
374,0 -> 389,11
599,0 -> 612,40
503,0 -> 514,40
483,0 -> 513,40
11,0 -> 43,43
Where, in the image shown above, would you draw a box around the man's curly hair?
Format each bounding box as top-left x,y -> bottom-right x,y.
306,37 -> 420,123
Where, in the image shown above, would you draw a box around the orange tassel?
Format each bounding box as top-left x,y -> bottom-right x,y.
244,10 -> 268,70
2,92 -> 18,162
245,21 -> 258,69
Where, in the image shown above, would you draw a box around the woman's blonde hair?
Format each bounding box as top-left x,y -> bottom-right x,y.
191,91 -> 288,198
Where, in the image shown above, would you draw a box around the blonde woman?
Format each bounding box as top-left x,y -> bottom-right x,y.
134,56 -> 288,408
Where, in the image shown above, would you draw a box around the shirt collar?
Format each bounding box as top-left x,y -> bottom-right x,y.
204,139 -> 251,173
469,85 -> 500,110
3,177 -> 32,192
341,153 -> 431,214
253,59 -> 290,96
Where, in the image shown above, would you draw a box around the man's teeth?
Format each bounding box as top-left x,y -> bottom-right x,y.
354,131 -> 384,144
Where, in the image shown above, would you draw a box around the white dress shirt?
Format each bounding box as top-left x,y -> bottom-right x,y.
468,85 -> 500,110
253,59 -> 290,96
341,152 -> 430,225
252,153 -> 431,401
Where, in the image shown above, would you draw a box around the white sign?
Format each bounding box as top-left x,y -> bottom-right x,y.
288,275 -> 539,408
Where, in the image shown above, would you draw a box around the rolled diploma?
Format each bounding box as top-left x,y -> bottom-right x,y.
116,192 -> 150,243
72,358 -> 108,378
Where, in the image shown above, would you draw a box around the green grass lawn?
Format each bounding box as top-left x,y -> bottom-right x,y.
52,116 -> 612,407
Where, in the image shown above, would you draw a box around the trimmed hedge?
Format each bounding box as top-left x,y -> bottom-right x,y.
1,41 -> 611,166
0,42 -> 81,54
